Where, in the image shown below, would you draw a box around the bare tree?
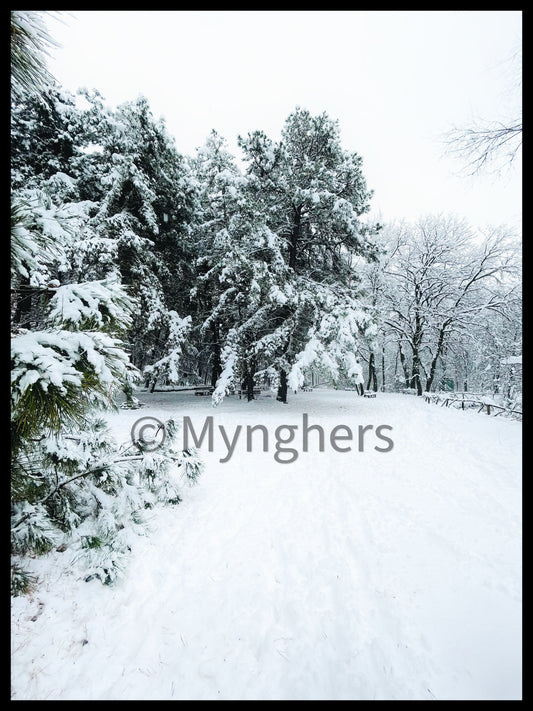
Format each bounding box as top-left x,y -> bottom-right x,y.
381,216 -> 520,395
445,120 -> 522,176
444,45 -> 522,175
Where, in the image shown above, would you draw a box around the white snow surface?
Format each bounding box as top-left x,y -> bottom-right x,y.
11,390 -> 522,700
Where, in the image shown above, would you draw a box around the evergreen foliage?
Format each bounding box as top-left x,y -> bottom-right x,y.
10,11 -> 202,594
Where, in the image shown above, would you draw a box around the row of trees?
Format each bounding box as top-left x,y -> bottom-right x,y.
12,78 -> 521,405
359,216 -> 521,397
11,85 -> 384,405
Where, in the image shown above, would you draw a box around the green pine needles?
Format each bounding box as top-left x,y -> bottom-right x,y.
11,415 -> 203,593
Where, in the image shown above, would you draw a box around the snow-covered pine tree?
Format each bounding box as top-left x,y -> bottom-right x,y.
189,131 -> 247,388
11,202 -> 202,591
236,108 -> 381,399
190,111 -> 380,405
190,131 -> 290,400
10,11 -> 202,594
11,84 -> 79,193
86,96 -> 198,377
143,310 -> 194,391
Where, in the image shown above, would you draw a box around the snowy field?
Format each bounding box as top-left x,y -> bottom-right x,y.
11,389 -> 522,700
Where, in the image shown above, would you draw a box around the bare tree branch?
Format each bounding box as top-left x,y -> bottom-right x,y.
444,120 -> 522,176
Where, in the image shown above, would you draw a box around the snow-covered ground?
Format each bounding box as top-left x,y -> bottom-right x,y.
11,389 -> 522,700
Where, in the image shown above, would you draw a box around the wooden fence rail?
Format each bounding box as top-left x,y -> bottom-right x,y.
423,391 -> 522,419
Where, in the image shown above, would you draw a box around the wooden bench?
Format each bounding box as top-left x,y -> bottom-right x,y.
237,389 -> 261,399
194,388 -> 213,396
363,391 -> 377,398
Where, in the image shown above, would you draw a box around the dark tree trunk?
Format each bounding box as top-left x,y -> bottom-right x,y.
411,351 -> 423,396
210,322 -> 222,388
367,351 -> 378,392
426,323 -> 449,393
277,368 -> 288,403
398,342 -> 410,388
381,345 -> 386,392
248,357 -> 258,401
411,320 -> 424,395
247,373 -> 254,402
410,306 -> 424,396
241,358 -> 256,401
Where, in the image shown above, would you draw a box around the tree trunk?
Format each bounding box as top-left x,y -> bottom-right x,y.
367,351 -> 378,391
277,368 -> 288,403
381,344 -> 386,392
246,373 -> 254,402
410,307 -> 424,395
425,324 -> 449,393
411,348 -> 423,396
398,342 -> 410,388
241,357 -> 257,401
210,322 -> 222,388
411,318 -> 424,395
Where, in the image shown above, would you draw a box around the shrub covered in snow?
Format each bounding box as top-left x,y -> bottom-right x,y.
11,416 -> 202,589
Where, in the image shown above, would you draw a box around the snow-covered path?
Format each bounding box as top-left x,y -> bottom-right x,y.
11,391 -> 522,700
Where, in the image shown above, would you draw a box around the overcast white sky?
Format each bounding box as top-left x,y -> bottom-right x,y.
44,10 -> 522,231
